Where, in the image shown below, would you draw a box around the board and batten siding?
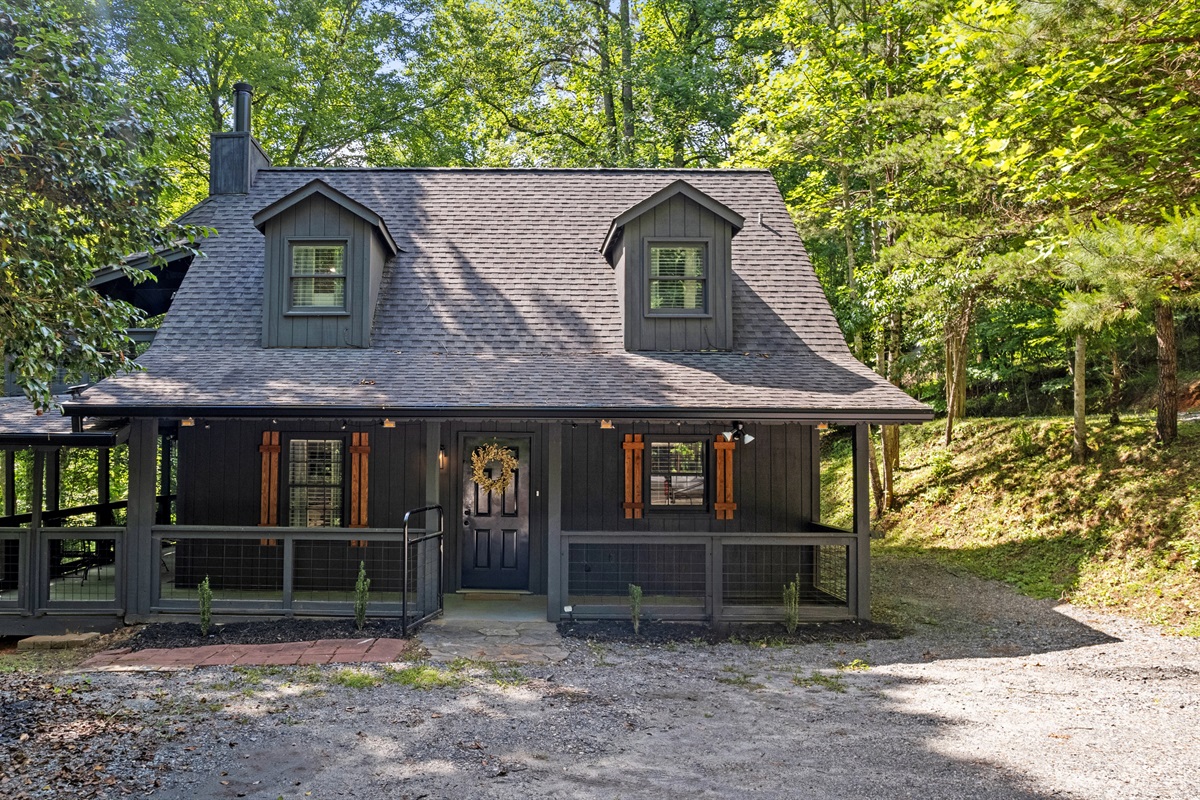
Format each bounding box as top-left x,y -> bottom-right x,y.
560,422 -> 821,533
616,194 -> 734,352
260,193 -> 386,349
176,419 -> 426,528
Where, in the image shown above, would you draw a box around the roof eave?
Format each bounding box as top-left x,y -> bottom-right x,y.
251,178 -> 400,257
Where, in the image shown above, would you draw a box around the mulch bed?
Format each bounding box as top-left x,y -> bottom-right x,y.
557,618 -> 900,645
123,617 -> 410,652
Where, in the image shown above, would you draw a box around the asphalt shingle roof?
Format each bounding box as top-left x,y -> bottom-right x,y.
71,168 -> 930,420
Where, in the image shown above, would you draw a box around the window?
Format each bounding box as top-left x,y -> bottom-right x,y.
287,439 -> 343,527
290,243 -> 346,309
649,440 -> 706,508
649,243 -> 706,314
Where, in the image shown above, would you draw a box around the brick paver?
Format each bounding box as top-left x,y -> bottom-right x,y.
78,637 -> 415,670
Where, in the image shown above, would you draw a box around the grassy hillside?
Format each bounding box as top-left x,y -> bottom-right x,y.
852,416 -> 1200,635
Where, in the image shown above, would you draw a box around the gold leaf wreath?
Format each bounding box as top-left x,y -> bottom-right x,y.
471,442 -> 518,495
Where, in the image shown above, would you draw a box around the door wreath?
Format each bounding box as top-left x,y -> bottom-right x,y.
471,442 -> 518,494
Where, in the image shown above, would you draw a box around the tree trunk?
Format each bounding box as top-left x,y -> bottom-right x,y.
596,8 -> 618,163
1108,349 -> 1123,425
619,0 -> 634,162
1155,299 -> 1178,445
1071,332 -> 1089,464
881,424 -> 900,510
943,300 -> 972,445
867,426 -> 884,519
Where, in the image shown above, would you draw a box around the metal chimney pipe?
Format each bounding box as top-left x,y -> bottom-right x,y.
233,82 -> 253,133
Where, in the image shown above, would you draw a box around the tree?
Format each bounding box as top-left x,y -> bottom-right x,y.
1059,212 -> 1200,445
0,1 -> 203,411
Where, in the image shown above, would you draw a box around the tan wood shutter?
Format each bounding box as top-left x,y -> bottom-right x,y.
714,436 -> 736,520
349,432 -> 370,530
259,431 -> 281,544
622,433 -> 645,519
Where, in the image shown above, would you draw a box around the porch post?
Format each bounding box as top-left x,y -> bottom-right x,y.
424,421 -> 441,615
125,418 -> 158,621
4,450 -> 15,517
25,450 -> 45,614
852,423 -> 871,620
546,424 -> 562,622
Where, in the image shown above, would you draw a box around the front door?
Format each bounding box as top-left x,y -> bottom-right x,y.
461,437 -> 530,590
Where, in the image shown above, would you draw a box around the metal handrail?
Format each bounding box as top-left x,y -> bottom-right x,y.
401,504 -> 444,636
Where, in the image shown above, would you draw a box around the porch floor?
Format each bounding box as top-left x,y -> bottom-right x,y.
439,592 -> 548,623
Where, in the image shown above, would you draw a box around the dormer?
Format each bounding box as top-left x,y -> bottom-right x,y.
601,180 -> 744,352
253,180 -> 398,348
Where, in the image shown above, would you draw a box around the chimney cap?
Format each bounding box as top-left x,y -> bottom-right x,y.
233,82 -> 254,94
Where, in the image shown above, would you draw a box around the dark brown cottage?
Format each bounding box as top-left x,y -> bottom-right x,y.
0,85 -> 930,634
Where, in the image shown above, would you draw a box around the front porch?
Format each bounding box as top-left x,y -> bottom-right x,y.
1,415 -> 875,633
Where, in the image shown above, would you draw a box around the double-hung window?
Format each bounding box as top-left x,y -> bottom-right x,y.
648,440 -> 706,509
287,439 -> 344,527
290,243 -> 346,310
648,243 -> 707,315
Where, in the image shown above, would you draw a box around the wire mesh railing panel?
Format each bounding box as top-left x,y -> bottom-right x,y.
0,536 -> 20,604
46,538 -> 118,604
161,538 -> 284,602
814,545 -> 849,603
406,536 -> 442,622
722,544 -> 850,607
567,542 -> 707,606
293,540 -> 403,602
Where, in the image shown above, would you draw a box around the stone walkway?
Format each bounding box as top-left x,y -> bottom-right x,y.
78,637 -> 413,671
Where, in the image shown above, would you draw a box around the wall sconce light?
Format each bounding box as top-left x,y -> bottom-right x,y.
180,417 -> 195,427
382,418 -> 396,429
340,420 -> 348,430
599,419 -> 615,430
438,445 -> 447,470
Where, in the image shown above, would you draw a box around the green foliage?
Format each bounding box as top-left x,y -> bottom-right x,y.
384,663 -> 468,690
628,582 -> 643,634
198,575 -> 213,636
354,560 -> 370,631
0,1 -> 205,409
876,417 -> 1200,635
782,574 -> 800,635
793,670 -> 846,692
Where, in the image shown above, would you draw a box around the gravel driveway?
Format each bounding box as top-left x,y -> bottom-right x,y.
3,553 -> 1198,799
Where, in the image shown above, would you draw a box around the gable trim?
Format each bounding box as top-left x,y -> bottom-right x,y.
252,179 -> 400,257
601,179 -> 745,260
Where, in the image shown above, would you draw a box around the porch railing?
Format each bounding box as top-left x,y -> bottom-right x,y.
559,526 -> 858,623
150,522 -> 443,630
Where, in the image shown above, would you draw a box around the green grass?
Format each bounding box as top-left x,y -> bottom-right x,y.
793,670 -> 846,692
328,668 -> 381,689
716,667 -> 765,690
860,415 -> 1200,635
383,663 -> 467,690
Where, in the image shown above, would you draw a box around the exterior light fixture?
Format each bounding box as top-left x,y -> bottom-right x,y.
180,418 -> 195,427
340,420 -> 348,430
382,418 -> 396,429
723,421 -> 754,444
599,419 -> 615,430
438,445 -> 447,470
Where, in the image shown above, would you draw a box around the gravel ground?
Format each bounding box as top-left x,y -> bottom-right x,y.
2,553 -> 1198,799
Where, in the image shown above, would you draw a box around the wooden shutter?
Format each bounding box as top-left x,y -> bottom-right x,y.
714,436 -> 736,520
622,433 -> 645,519
258,431 -> 281,528
349,432 -> 370,529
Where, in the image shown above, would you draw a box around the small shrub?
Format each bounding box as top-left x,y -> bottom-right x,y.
198,576 -> 213,636
354,561 -> 371,631
628,583 -> 643,634
928,448 -> 954,482
782,573 -> 801,634
1012,423 -> 1038,457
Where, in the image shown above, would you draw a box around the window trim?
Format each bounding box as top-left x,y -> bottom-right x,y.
643,238 -> 712,319
281,433 -> 348,528
285,238 -> 350,316
645,436 -> 710,513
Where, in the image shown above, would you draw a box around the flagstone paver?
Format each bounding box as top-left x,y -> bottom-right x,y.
78,637 -> 418,670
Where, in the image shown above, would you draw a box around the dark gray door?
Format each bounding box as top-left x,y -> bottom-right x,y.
461,437 -> 530,590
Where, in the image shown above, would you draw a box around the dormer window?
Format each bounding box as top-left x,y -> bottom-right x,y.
648,242 -> 707,315
290,242 -> 346,311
